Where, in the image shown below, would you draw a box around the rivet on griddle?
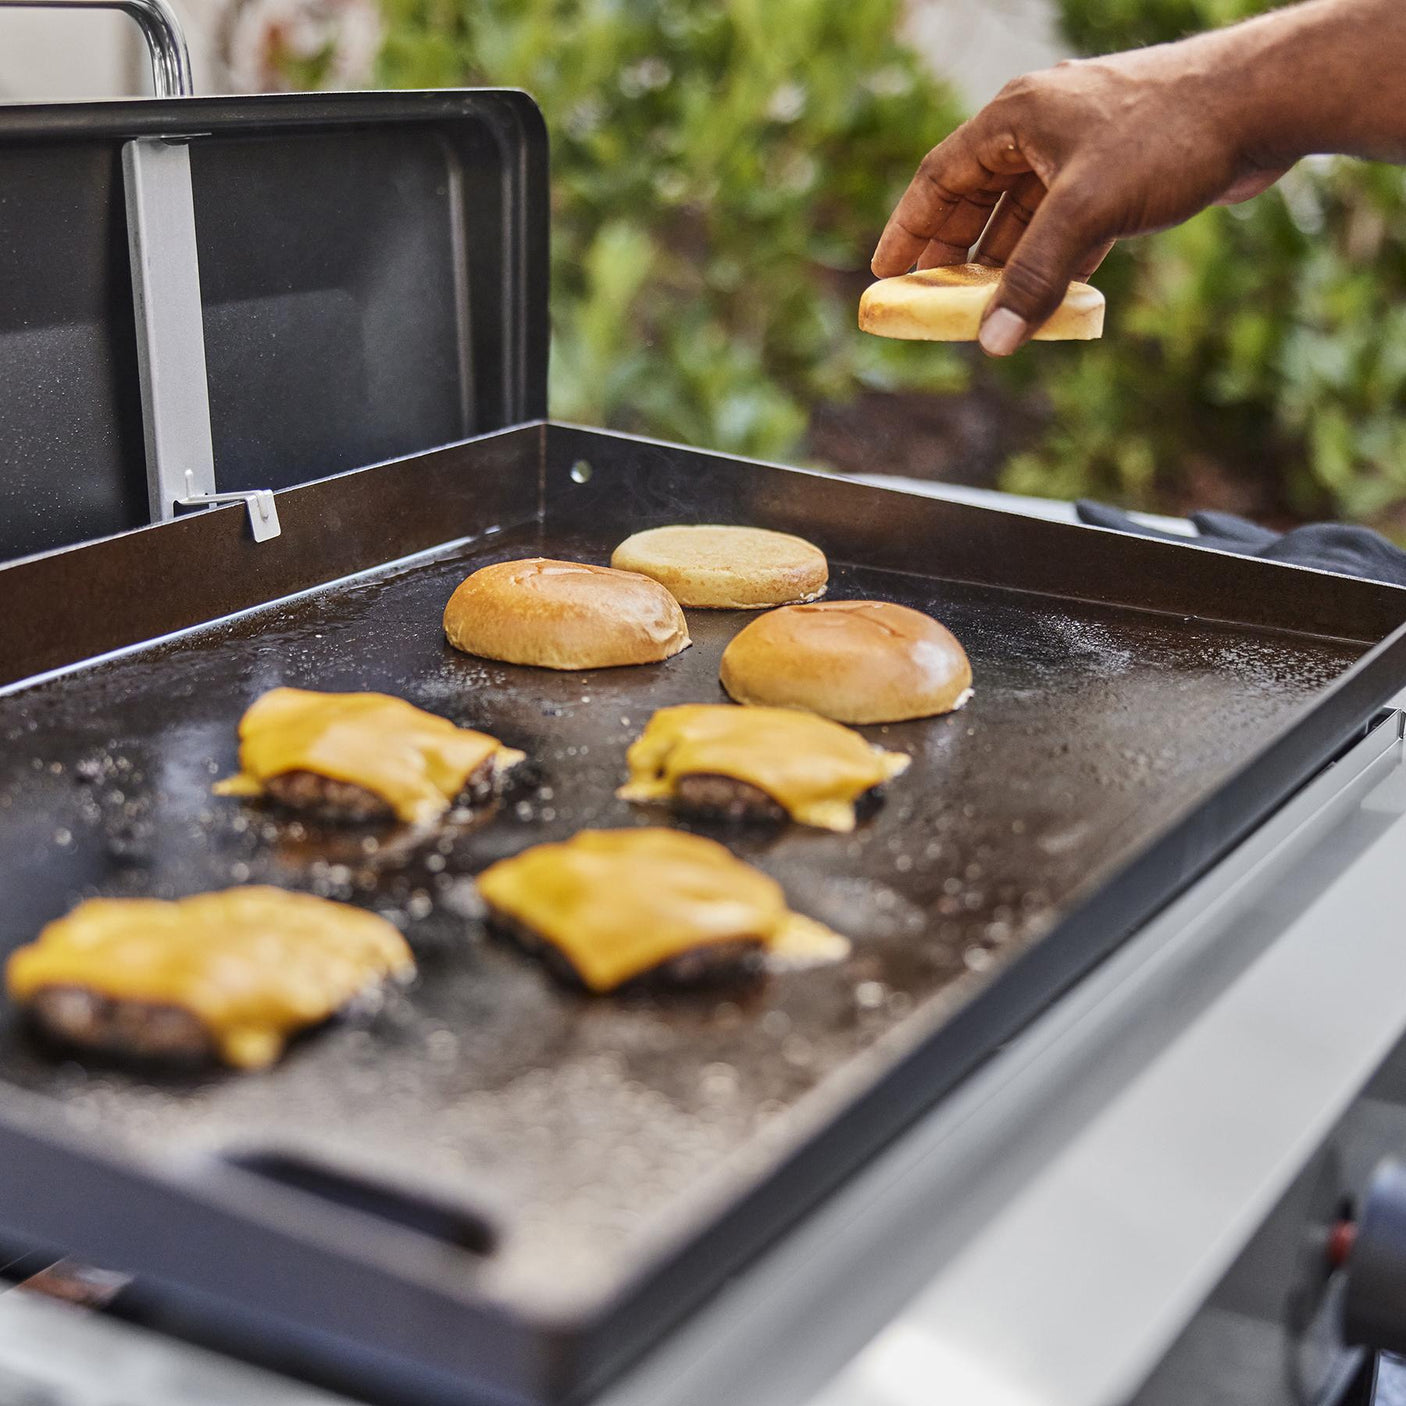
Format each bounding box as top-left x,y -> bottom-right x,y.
569,460 -> 593,484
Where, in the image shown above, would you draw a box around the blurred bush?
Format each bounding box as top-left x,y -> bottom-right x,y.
376,0 -> 968,461
304,0 -> 1406,528
1006,0 -> 1406,530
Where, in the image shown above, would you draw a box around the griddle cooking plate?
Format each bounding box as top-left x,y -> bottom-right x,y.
0,425 -> 1400,1405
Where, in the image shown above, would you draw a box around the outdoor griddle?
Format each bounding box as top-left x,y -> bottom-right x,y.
3,10 -> 1406,1406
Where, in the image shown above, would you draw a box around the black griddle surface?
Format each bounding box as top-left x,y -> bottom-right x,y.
0,520 -> 1361,1315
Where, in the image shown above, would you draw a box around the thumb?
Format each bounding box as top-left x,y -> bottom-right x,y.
979,176 -> 1105,357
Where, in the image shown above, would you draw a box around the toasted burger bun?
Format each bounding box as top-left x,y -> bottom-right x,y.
610,525 -> 828,608
444,558 -> 690,670
859,264 -> 1104,343
720,600 -> 972,724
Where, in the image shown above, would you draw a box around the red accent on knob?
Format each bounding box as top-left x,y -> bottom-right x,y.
1329,1220 -> 1358,1270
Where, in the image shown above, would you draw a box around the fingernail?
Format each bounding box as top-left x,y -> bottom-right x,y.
980,308 -> 1028,357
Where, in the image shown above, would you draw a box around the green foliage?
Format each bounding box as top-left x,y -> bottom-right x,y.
1061,0 -> 1264,50
360,0 -> 1406,527
1020,0 -> 1406,530
376,0 -> 968,460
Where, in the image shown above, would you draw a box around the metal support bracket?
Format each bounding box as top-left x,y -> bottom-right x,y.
37,0 -> 280,544
174,473 -> 281,543
0,5 -> 279,537
122,135 -> 281,542
123,135 -> 217,520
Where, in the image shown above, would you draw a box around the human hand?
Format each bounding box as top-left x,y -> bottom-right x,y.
872,39 -> 1288,355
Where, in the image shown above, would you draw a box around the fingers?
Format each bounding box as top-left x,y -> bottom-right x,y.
872,121 -> 1027,276
1073,239 -> 1115,281
871,163 -> 960,276
974,177 -> 1113,281
872,103 -> 1111,356
977,172 -> 1108,356
915,189 -> 1007,268
971,173 -> 1045,267
1213,166 -> 1289,205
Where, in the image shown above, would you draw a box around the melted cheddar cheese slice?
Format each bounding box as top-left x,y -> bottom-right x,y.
618,704 -> 909,832
476,828 -> 845,992
6,887 -> 414,1069
215,688 -> 524,825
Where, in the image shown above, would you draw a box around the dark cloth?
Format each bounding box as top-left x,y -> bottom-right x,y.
1075,501 -> 1406,588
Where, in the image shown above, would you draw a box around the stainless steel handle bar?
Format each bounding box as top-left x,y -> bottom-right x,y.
0,0 -> 193,99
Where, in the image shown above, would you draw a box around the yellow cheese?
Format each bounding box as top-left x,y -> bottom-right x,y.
618,704 -> 909,832
216,688 -> 524,825
6,887 -> 414,1069
476,828 -> 844,992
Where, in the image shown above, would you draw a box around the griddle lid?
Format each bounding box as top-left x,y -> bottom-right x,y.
0,89 -> 549,561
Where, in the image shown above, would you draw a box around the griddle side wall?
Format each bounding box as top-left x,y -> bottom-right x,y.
0,424 -> 543,688
543,424 -> 1406,645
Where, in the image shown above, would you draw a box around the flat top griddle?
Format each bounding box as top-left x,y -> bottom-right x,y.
0,505 -> 1362,1326
2,79 -> 1403,1406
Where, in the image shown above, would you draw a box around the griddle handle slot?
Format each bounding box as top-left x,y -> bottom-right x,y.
227,1151 -> 498,1257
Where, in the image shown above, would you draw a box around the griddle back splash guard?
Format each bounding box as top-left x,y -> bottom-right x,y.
4,32 -> 1406,1406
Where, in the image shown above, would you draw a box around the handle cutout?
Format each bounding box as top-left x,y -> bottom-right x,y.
228,1151 -> 497,1256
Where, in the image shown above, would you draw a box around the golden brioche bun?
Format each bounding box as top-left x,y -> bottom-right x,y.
610,524 -> 828,608
859,263 -> 1104,342
443,558 -> 690,670
719,600 -> 971,723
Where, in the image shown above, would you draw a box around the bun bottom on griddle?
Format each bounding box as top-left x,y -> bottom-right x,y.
610,524 -> 828,608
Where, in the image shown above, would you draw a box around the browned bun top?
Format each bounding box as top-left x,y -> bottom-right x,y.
859,263 -> 1104,343
610,525 -> 828,608
443,558 -> 691,670
719,600 -> 971,724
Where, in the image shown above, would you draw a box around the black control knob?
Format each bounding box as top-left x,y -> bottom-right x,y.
1343,1159 -> 1406,1355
